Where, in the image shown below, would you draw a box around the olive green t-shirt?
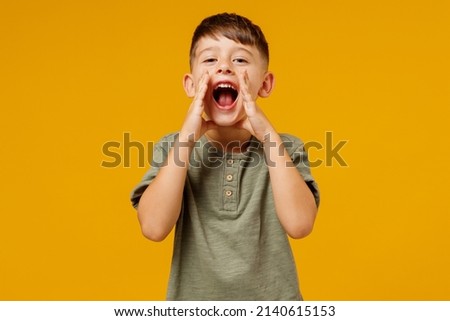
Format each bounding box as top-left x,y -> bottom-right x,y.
130,133 -> 319,300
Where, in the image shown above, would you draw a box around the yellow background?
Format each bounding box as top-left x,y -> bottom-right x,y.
1,0 -> 449,300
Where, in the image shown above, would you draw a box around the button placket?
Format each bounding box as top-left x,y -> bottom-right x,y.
222,156 -> 239,211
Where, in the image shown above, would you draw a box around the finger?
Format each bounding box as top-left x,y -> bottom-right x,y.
238,71 -> 257,115
195,71 -> 209,101
191,72 -> 209,114
238,71 -> 251,101
241,71 -> 254,102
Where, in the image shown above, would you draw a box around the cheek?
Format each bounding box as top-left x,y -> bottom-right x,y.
248,82 -> 262,99
196,64 -> 216,74
246,72 -> 265,92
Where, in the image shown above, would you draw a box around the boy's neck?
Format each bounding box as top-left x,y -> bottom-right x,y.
204,127 -> 252,153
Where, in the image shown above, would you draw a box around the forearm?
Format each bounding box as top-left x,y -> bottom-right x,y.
137,138 -> 193,241
137,71 -> 212,241
264,132 -> 318,239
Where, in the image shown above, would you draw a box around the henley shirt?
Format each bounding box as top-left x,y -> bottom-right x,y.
131,133 -> 319,300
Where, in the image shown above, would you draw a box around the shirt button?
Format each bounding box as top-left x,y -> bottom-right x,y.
225,190 -> 233,197
227,159 -> 234,165
226,174 -> 233,181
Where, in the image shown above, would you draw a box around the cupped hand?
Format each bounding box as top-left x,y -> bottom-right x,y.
179,72 -> 217,142
235,71 -> 275,142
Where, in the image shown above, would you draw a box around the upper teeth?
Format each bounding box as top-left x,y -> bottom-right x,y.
216,83 -> 235,90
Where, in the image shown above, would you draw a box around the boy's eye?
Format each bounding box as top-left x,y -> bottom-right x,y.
203,58 -> 217,63
233,58 -> 248,64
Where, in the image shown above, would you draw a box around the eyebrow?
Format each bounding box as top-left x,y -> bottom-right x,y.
197,46 -> 255,57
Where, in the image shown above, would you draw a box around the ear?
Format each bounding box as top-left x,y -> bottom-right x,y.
258,72 -> 275,98
183,73 -> 195,98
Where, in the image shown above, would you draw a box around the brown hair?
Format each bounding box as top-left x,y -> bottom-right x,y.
189,13 -> 269,68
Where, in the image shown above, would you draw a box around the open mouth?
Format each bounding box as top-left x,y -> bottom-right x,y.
212,82 -> 239,109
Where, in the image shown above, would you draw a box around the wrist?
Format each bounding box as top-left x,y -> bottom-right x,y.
178,130 -> 198,144
166,135 -> 195,169
175,133 -> 197,148
261,129 -> 280,145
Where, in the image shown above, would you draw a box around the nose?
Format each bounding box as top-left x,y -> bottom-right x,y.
216,62 -> 234,75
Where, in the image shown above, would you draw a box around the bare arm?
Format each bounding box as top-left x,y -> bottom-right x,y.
137,72 -> 215,241
137,139 -> 192,241
264,133 -> 318,238
237,71 -> 318,238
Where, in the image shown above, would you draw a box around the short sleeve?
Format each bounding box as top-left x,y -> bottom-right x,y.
129,133 -> 177,209
281,134 -> 320,207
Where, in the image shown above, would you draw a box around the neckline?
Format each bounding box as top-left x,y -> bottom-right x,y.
199,134 -> 262,158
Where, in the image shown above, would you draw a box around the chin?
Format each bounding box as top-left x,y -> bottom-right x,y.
211,118 -> 240,127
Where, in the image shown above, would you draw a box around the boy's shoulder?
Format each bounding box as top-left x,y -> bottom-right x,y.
158,132 -> 179,141
278,133 -> 304,143
278,133 -> 306,152
153,132 -> 179,149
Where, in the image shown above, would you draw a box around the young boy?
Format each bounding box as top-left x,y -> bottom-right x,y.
130,13 -> 319,300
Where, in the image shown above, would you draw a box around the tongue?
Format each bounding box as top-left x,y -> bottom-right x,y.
218,92 -> 234,106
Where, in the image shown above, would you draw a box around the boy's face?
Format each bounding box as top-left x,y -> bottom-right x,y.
184,36 -> 274,127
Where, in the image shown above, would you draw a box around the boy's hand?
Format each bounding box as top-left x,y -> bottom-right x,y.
235,71 -> 275,142
179,72 -> 216,142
